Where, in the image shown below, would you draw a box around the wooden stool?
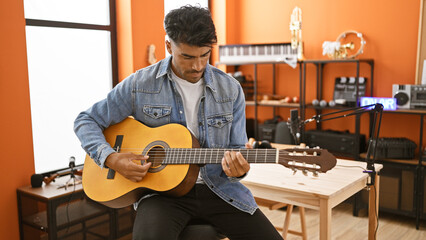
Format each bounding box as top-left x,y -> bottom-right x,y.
255,198 -> 307,240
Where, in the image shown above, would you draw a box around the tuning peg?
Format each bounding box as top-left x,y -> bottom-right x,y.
303,151 -> 307,156
291,167 -> 297,175
313,151 -> 317,156
302,169 -> 308,176
313,171 -> 319,177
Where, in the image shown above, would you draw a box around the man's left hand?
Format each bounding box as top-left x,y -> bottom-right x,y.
221,151 -> 250,178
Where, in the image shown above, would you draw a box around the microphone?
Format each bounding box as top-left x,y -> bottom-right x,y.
69,156 -> 75,169
287,109 -> 301,144
65,156 -> 77,189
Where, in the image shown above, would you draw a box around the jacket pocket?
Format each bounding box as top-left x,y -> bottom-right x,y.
207,113 -> 233,147
142,105 -> 171,127
207,114 -> 233,128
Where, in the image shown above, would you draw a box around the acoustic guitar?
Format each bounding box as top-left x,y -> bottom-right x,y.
82,117 -> 336,208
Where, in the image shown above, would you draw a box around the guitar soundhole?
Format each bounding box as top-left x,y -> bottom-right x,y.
147,146 -> 166,173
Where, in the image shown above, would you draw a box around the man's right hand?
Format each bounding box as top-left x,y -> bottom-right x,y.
104,152 -> 151,182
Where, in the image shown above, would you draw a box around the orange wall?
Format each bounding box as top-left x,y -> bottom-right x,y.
130,1 -> 166,73
116,0 -> 166,81
116,0 -> 134,81
212,0 -> 425,150
0,0 -> 35,239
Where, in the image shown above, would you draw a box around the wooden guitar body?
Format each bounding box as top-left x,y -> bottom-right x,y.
82,118 -> 200,208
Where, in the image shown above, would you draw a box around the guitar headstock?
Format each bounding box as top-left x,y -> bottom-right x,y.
278,147 -> 336,176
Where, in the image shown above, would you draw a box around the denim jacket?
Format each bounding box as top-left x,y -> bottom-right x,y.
74,56 -> 258,214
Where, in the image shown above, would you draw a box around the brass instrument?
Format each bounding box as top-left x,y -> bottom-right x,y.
290,7 -> 305,60
322,30 -> 366,59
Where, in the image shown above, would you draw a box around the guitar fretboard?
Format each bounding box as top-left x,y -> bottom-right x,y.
162,148 -> 279,164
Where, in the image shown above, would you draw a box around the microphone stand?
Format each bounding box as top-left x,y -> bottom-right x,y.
64,157 -> 76,190
301,103 -> 384,185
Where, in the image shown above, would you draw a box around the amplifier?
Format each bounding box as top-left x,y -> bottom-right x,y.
218,43 -> 298,65
392,84 -> 426,109
305,130 -> 366,155
258,123 -> 276,142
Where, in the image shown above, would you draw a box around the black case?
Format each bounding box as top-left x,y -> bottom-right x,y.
305,130 -> 366,155
375,138 -> 417,159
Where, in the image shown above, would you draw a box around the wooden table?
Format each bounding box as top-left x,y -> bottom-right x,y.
242,151 -> 382,240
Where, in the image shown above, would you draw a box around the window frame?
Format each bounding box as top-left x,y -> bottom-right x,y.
25,1 -> 119,87
24,1 -> 118,175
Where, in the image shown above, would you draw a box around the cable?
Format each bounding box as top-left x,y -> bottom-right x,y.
336,164 -> 367,171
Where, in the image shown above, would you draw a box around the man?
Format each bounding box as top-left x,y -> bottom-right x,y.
74,5 -> 282,240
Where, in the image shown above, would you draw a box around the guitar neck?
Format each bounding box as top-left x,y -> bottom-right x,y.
162,148 -> 279,165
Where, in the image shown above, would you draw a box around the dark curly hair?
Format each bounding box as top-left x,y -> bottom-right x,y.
164,5 -> 217,47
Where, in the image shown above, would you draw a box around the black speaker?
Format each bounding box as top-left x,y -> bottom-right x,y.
246,118 -> 255,139
274,122 -> 295,144
31,174 -> 43,188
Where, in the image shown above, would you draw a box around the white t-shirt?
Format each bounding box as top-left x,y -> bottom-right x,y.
171,70 -> 206,184
170,70 -> 204,139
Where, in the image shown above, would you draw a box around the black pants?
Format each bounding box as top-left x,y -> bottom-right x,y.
132,184 -> 283,240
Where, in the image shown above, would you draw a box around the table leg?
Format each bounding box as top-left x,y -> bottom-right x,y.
368,174 -> 380,240
47,201 -> 57,240
319,199 -> 331,240
299,207 -> 307,240
282,205 -> 293,239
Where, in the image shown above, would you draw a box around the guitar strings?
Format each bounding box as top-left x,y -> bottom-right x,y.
112,147 -> 320,154
108,149 -> 322,159
134,155 -> 325,173
101,147 -> 326,168
137,155 -> 316,163
111,148 -> 321,156
115,154 -> 323,165
98,148 -> 327,171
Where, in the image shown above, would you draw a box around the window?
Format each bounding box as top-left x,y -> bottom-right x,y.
24,0 -> 117,173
